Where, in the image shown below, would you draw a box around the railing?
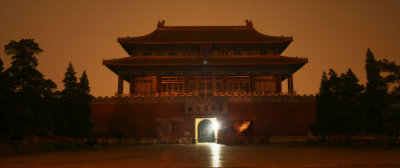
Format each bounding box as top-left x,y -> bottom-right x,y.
92,92 -> 315,103
114,91 -> 298,97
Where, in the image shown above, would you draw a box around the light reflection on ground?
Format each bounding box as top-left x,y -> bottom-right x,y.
208,143 -> 221,167
2,143 -> 400,167
196,142 -> 222,167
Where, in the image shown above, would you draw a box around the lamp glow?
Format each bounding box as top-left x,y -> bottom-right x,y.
211,122 -> 220,131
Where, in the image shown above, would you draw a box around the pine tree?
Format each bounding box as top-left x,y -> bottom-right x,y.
59,64 -> 93,138
3,39 -> 56,139
312,70 -> 339,136
77,70 -> 93,138
0,58 -> 8,135
59,62 -> 79,137
0,58 -> 3,72
365,48 -> 387,134
62,62 -> 79,98
377,55 -> 400,135
78,71 -> 90,94
311,72 -> 330,137
313,69 -> 365,138
337,69 -> 364,135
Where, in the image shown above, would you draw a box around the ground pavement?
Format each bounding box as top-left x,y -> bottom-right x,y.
1,143 -> 400,168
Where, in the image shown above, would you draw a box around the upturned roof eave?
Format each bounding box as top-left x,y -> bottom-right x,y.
117,40 -> 293,45
102,59 -> 308,67
117,23 -> 293,44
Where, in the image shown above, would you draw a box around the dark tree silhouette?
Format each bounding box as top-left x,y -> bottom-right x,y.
1,39 -> 94,150
3,39 -> 56,139
312,69 -> 364,140
312,71 -> 331,138
77,70 -> 93,138
79,71 -> 90,94
313,48 -> 400,145
375,53 -> 400,136
0,58 -> 11,136
336,69 -> 364,136
60,63 -> 92,138
365,49 -> 387,134
63,62 -> 79,97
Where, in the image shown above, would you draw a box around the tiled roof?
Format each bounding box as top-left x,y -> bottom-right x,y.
103,55 -> 307,66
118,21 -> 292,44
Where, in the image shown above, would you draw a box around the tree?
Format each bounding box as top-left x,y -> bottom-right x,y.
63,62 -> 79,98
377,55 -> 400,135
365,48 -> 387,134
3,39 -> 56,139
312,69 -> 364,140
77,70 -> 93,138
336,69 -> 364,135
78,71 -> 90,94
311,71 -> 330,138
0,58 -> 3,72
312,70 -> 340,137
59,63 -> 92,138
312,48 -> 399,145
57,63 -> 78,137
0,58 -> 11,136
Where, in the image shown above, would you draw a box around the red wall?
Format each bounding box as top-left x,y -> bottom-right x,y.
254,102 -> 315,136
91,101 -> 315,137
91,103 -> 184,137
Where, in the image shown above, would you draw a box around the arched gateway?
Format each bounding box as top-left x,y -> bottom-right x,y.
197,119 -> 215,142
195,118 -> 219,143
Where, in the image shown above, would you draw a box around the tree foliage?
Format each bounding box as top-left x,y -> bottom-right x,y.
364,49 -> 388,133
2,39 -> 56,139
312,48 -> 400,138
59,63 -> 92,138
0,58 -> 11,136
312,69 -> 364,136
1,39 -> 92,140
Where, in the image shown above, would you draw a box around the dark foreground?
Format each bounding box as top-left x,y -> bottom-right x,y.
1,143 -> 400,168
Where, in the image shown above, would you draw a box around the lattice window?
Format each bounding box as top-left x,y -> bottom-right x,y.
228,76 -> 250,93
254,75 -> 278,92
189,76 -> 223,95
161,76 -> 184,93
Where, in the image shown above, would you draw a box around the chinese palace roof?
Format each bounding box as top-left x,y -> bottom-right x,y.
118,21 -> 292,43
103,55 -> 307,66
103,55 -> 308,81
118,20 -> 293,55
104,20 -> 307,80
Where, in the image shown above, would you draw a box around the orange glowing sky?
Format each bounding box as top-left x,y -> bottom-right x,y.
1,0 -> 399,96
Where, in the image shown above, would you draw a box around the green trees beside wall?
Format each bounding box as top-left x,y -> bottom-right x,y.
0,39 -> 92,140
311,49 -> 400,139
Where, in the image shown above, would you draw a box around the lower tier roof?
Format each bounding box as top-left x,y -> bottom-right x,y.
104,55 -> 307,66
103,55 -> 308,81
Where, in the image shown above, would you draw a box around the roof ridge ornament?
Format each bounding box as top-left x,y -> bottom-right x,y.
245,19 -> 253,28
157,20 -> 165,28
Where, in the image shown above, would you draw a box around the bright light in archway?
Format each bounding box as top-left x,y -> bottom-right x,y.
211,122 -> 220,131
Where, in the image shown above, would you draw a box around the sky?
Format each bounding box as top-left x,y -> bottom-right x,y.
0,0 -> 399,97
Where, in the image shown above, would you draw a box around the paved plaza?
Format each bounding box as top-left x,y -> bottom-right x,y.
1,143 -> 400,168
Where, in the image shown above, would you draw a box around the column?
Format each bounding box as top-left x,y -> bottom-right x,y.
276,74 -> 282,92
130,76 -> 135,94
184,75 -> 189,93
287,75 -> 294,93
156,76 -> 162,93
250,75 -> 255,93
223,75 -> 228,93
117,76 -> 124,94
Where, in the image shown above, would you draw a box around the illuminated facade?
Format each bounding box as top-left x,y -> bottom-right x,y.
91,20 -> 315,143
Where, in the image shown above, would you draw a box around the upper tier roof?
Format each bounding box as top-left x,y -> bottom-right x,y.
118,20 -> 293,44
